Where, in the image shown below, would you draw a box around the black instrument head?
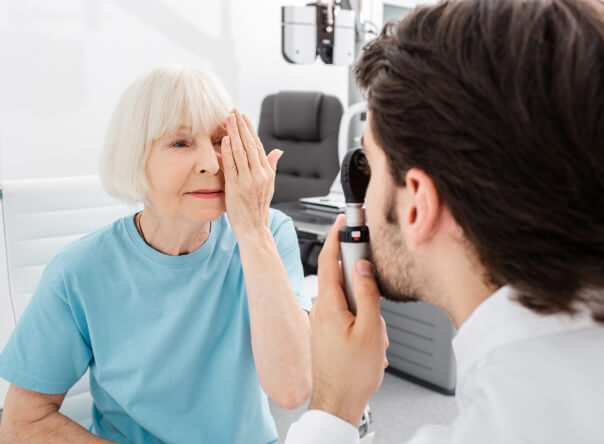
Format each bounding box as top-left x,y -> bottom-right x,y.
340,148 -> 370,204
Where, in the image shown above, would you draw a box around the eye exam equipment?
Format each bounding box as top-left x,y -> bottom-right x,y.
281,1 -> 355,66
339,148 -> 370,315
282,0 -> 375,147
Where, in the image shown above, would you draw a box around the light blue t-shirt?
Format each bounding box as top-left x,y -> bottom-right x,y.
0,209 -> 310,443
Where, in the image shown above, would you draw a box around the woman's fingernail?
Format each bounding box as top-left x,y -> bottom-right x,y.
356,261 -> 374,276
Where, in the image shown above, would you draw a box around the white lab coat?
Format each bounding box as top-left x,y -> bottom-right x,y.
285,285 -> 604,444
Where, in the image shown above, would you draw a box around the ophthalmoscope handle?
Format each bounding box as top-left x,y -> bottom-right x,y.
339,224 -> 370,315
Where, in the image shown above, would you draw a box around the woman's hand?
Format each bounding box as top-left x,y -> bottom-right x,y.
221,111 -> 311,409
221,109 -> 282,242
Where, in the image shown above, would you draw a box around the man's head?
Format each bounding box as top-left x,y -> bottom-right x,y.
356,0 -> 604,324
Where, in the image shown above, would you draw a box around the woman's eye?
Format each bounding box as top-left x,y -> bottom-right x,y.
213,140 -> 223,151
171,140 -> 189,148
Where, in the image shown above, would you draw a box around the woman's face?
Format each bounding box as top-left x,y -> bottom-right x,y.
145,124 -> 226,222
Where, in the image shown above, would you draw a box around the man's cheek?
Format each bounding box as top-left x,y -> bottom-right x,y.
365,183 -> 379,226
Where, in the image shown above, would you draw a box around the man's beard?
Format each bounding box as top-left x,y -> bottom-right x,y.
369,194 -> 425,303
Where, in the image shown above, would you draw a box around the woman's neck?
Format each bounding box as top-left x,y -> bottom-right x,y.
137,208 -> 211,256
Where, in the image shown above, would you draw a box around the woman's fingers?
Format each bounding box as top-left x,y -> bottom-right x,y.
221,136 -> 237,180
221,110 -> 274,239
226,113 -> 251,179
242,114 -> 263,148
234,110 -> 262,173
242,114 -> 272,171
266,149 -> 283,172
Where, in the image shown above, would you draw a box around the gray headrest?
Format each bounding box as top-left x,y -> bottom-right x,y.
273,91 -> 323,141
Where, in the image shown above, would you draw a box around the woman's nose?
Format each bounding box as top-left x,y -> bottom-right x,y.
195,141 -> 221,175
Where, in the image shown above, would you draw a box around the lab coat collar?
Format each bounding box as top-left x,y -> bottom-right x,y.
452,285 -> 596,387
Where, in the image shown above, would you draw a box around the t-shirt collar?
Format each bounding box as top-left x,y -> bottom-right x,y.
125,212 -> 220,266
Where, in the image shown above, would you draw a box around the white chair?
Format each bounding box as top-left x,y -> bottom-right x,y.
0,175 -> 138,426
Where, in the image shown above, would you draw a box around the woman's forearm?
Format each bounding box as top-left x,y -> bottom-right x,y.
237,228 -> 312,409
0,411 -> 115,443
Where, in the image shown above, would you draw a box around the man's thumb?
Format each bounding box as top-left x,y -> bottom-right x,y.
352,260 -> 382,326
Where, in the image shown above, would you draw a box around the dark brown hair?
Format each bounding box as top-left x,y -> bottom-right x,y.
355,0 -> 604,322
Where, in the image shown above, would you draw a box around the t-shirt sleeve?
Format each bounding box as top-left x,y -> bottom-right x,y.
270,209 -> 312,312
0,255 -> 92,394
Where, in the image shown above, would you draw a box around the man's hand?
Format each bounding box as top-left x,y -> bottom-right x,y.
309,214 -> 389,428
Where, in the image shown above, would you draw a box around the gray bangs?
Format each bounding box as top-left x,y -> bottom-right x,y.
145,66 -> 231,143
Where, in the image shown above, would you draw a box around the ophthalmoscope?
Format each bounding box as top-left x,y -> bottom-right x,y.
339,148 -> 371,315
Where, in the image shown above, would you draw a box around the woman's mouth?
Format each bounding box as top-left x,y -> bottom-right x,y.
186,190 -> 224,199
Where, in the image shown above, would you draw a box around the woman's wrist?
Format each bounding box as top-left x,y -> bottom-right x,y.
235,225 -> 274,252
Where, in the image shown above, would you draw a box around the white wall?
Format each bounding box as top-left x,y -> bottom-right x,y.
0,0 -> 350,182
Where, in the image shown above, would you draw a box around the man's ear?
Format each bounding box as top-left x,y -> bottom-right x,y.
397,168 -> 442,250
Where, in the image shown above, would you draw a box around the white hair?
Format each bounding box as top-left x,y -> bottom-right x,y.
99,65 -> 232,204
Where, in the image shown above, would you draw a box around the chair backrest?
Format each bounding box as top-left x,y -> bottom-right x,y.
0,175 -> 138,424
258,91 -> 343,203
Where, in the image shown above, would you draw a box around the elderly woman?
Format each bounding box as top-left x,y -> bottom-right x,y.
0,66 -> 312,443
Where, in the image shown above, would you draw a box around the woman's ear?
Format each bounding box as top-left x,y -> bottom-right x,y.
401,168 -> 442,250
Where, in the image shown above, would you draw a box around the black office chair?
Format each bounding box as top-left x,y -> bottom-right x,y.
257,91 -> 343,203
